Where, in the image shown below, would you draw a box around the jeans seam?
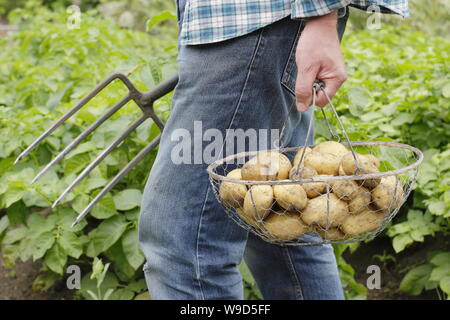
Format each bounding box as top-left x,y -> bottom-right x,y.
282,247 -> 304,300
285,22 -> 303,76
281,20 -> 304,96
194,186 -> 209,300
194,28 -> 265,300
224,29 -> 265,133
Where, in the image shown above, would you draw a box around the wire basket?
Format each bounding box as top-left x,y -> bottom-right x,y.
206,83 -> 424,246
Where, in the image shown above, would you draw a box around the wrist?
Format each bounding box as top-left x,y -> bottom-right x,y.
304,10 -> 338,28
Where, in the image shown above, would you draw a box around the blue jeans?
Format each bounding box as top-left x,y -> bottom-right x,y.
138,1 -> 349,300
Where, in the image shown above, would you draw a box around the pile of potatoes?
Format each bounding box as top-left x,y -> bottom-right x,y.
219,141 -> 404,242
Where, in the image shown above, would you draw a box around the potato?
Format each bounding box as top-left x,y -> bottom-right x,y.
338,164 -> 346,176
362,177 -> 381,190
301,193 -> 349,228
243,185 -> 273,220
293,147 -> 312,168
264,212 -> 312,241
289,166 -> 326,199
372,176 -> 404,211
340,208 -> 384,236
236,207 -> 261,229
274,153 -> 293,180
331,179 -> 361,201
317,227 -> 349,241
241,151 -> 292,181
348,187 -> 371,214
313,141 -> 348,159
273,184 -> 308,212
366,154 -> 381,169
368,204 -> 386,214
302,177 -> 328,198
289,166 -> 317,180
340,152 -> 380,189
304,151 -> 340,176
219,169 -> 247,208
341,152 -> 378,175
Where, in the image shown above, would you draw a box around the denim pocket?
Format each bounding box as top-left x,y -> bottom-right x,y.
280,21 -> 305,96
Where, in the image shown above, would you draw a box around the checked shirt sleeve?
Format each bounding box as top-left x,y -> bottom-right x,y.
179,0 -> 409,45
291,0 -> 352,18
291,0 -> 409,19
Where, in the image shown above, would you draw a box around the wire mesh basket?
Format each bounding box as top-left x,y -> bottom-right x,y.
206,83 -> 424,246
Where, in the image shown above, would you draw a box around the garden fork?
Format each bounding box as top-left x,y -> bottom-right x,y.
14,73 -> 179,226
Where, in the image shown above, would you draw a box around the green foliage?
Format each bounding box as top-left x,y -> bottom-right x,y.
145,10 -> 176,32
400,251 -> 450,299
387,210 -> 440,253
332,17 -> 450,299
238,262 -> 263,300
331,26 -> 449,231
373,251 -> 396,264
334,29 -> 450,150
0,0 -> 100,15
348,0 -> 450,40
312,3 -> 450,298
1,0 -> 449,301
80,257 -> 134,300
98,0 -> 177,31
0,5 -> 177,299
334,243 -> 368,300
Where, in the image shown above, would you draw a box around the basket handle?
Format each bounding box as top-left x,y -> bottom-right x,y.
285,81 -> 363,176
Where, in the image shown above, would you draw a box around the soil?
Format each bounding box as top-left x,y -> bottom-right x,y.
0,256 -> 74,300
344,233 -> 450,300
1,235 -> 446,300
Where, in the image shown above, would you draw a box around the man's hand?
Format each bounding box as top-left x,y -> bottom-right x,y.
295,11 -> 347,112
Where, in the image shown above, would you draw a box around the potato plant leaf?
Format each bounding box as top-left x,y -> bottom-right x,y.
399,264 -> 433,296
113,189 -> 142,211
45,243 -> 68,275
87,215 -> 129,257
121,227 -> 145,270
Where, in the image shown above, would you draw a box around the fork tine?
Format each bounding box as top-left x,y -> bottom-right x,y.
71,134 -> 161,226
52,114 -> 148,208
14,73 -> 125,164
31,95 -> 131,184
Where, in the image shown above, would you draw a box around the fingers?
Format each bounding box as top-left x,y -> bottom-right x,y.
315,73 -> 347,108
295,66 -> 347,111
295,64 -> 319,112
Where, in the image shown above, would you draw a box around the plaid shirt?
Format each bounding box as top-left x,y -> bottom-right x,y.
180,0 -> 409,45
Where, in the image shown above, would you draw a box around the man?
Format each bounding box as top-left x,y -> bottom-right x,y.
139,0 -> 408,300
